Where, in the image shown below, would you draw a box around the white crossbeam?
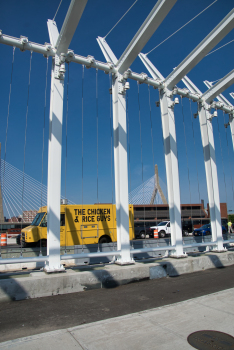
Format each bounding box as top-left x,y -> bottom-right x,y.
165,9 -> 234,89
204,80 -> 233,106
47,20 -> 59,48
202,70 -> 234,103
56,0 -> 88,55
138,53 -> 164,80
96,37 -> 118,64
117,0 -> 177,74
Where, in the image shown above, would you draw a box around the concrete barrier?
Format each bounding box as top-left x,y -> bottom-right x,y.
0,250 -> 234,302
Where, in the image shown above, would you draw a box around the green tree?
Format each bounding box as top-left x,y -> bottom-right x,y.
228,214 -> 234,223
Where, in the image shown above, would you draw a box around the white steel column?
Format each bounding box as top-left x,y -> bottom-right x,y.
112,74 -> 132,264
159,88 -> 184,256
182,75 -> 224,250
45,0 -> 88,272
198,104 -> 223,250
138,53 -> 184,256
45,56 -> 65,272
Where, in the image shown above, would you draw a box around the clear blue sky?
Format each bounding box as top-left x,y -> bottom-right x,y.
0,0 -> 234,218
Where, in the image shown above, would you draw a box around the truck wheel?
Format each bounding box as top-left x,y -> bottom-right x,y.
37,239 -> 47,247
99,236 -> 111,244
139,231 -> 146,239
22,241 -> 28,248
159,230 -> 166,238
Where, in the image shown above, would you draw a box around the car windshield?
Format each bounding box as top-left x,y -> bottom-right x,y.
158,221 -> 168,226
200,224 -> 210,229
31,212 -> 45,226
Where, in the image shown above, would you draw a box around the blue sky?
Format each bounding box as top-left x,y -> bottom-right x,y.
0,0 -> 234,218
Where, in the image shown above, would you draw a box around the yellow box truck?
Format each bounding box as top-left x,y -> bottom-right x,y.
20,204 -> 135,247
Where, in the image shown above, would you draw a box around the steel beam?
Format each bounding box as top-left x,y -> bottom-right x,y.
56,0 -> 88,55
182,75 -> 224,250
117,0 -> 177,74
202,70 -> 234,103
165,9 -> 234,89
96,37 -> 118,64
138,52 -> 185,256
47,20 -> 59,48
204,80 -> 233,106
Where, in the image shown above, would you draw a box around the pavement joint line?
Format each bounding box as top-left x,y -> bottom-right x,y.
67,329 -> 86,350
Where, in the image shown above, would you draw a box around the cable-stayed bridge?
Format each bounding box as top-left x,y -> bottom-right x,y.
1,160 -> 167,221
0,160 -> 75,222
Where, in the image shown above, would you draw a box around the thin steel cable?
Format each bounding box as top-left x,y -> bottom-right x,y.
216,112 -> 228,207
109,73 -> 115,250
137,82 -> 145,229
148,85 -> 155,172
40,56 -> 49,254
148,85 -> 157,224
127,90 -> 132,205
53,0 -> 63,21
81,65 -> 84,251
204,108 -> 215,238
189,100 -> 202,220
109,73 -> 114,206
64,63 -> 70,253
146,0 -> 218,55
206,39 -> 234,57
104,0 -> 138,39
96,68 -> 100,251
223,111 -> 234,203
181,97 -> 192,217
21,51 -> 33,253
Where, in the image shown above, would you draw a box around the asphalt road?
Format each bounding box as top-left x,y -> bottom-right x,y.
1,264 -> 234,343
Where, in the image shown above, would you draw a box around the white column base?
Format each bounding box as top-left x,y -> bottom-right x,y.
115,258 -> 135,266
169,252 -> 188,259
210,248 -> 227,253
44,264 -> 65,273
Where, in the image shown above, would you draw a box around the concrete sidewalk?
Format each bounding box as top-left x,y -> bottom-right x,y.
1,287 -> 234,349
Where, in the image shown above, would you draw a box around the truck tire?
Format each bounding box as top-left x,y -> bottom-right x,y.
22,240 -> 28,248
183,230 -> 189,236
37,239 -> 47,247
139,231 -> 146,239
159,230 -> 166,238
99,236 -> 111,244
